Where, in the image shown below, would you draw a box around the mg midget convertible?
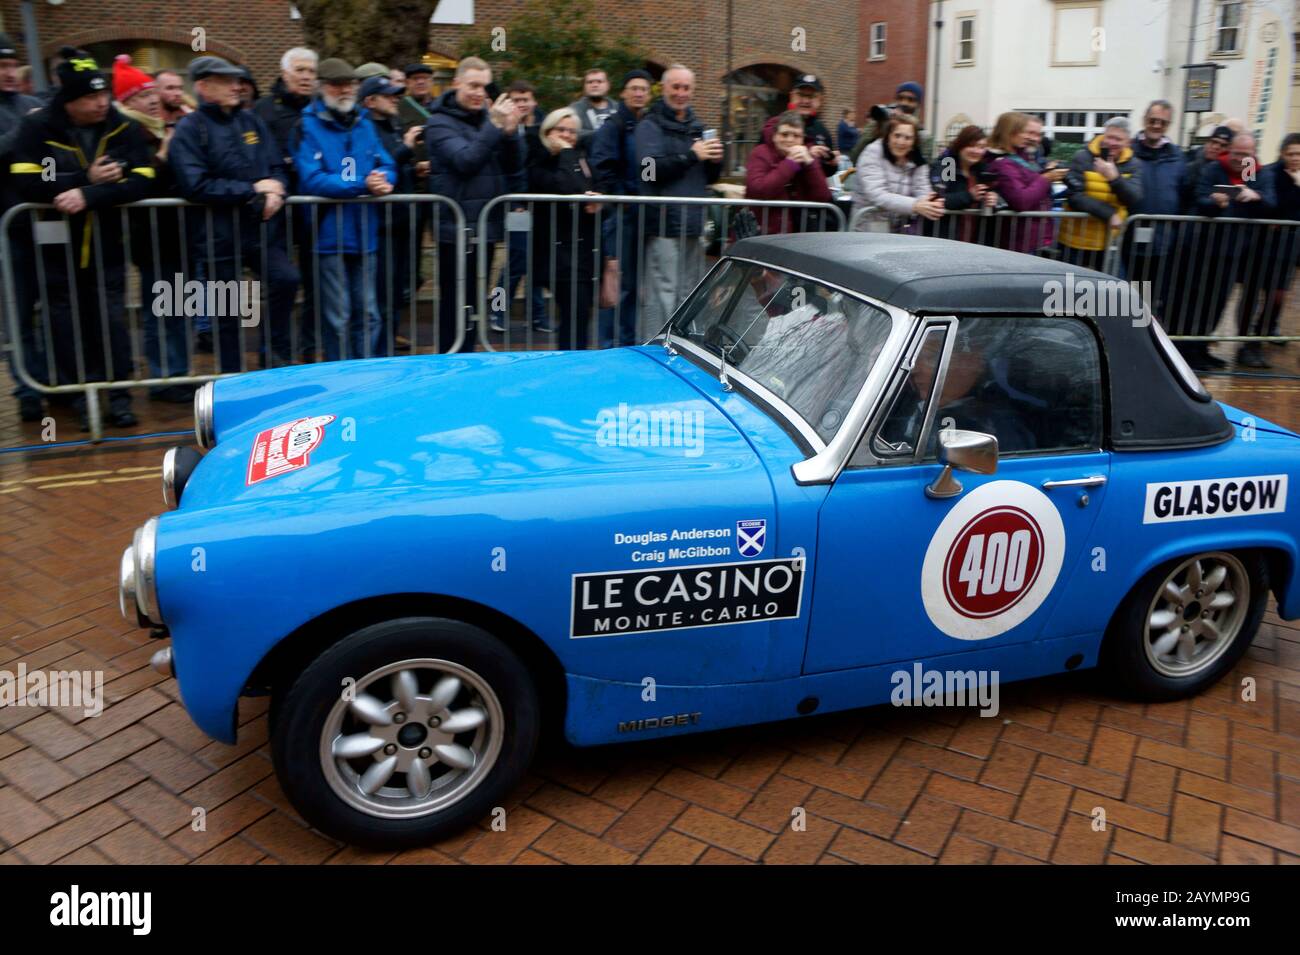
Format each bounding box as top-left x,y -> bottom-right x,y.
118,233 -> 1299,847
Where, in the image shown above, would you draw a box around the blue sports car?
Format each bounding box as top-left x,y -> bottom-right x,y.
119,233 -> 1299,847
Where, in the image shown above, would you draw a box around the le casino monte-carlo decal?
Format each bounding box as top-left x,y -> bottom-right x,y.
571,519 -> 803,638
921,480 -> 1067,641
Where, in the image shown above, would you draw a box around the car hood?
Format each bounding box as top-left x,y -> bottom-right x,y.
181,348 -> 755,509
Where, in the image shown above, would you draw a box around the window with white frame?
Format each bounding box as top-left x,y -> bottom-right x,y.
1013,109 -> 1130,146
1213,1 -> 1244,55
870,22 -> 887,60
956,15 -> 976,65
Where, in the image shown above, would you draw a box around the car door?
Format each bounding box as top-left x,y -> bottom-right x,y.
804,314 -> 1112,673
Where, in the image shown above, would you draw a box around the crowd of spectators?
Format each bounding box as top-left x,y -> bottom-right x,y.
0,39 -> 1295,430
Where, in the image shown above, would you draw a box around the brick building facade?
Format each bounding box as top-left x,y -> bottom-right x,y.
858,0 -> 930,127
0,0 -> 880,156
0,0 -> 304,91
427,0 -> 860,139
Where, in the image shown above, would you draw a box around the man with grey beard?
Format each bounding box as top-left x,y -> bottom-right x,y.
294,59 -> 396,361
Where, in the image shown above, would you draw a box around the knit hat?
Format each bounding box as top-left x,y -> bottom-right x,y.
112,54 -> 154,103
896,80 -> 924,99
621,68 -> 652,89
54,47 -> 108,103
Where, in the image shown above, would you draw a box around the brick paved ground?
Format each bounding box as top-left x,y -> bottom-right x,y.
0,351 -> 1297,864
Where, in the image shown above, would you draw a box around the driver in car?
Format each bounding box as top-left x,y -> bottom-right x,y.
882,331 -> 1036,456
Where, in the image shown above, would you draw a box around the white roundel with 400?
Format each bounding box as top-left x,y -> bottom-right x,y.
921,480 -> 1066,640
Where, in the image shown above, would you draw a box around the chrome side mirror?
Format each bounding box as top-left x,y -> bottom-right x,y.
925,429 -> 998,499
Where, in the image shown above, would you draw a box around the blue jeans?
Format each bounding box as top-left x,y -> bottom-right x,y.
491,229 -> 548,324
5,234 -> 45,398
140,265 -> 191,388
318,253 -> 380,362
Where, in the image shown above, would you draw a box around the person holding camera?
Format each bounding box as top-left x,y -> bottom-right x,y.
9,47 -> 155,428
1058,116 -> 1143,272
851,114 -> 940,233
744,110 -> 831,234
850,81 -> 929,166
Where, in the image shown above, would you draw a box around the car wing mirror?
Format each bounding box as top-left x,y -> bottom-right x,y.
925,429 -> 998,499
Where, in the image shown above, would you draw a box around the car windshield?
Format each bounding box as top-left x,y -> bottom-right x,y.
670,260 -> 894,443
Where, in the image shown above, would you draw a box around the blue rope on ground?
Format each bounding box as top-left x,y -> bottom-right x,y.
0,431 -> 192,456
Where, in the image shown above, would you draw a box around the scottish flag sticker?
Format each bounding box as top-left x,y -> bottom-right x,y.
736,519 -> 766,557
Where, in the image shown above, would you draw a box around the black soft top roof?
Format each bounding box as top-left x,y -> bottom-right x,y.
726,232 -> 1232,450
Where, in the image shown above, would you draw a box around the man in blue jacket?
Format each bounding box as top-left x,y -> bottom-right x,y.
635,64 -> 722,341
295,58 -> 396,362
423,56 -> 524,352
1121,100 -> 1187,351
589,69 -> 651,347
169,55 -> 300,373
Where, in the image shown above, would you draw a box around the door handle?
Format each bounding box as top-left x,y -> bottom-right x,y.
1041,476 -> 1107,489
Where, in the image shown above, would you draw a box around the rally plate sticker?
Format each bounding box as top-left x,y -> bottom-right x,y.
246,415 -> 336,485
571,557 -> 804,638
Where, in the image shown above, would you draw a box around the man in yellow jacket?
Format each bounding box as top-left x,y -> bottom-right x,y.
1059,117 -> 1144,271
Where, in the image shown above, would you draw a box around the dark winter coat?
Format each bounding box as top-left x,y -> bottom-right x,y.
633,97 -> 722,237
422,89 -> 525,241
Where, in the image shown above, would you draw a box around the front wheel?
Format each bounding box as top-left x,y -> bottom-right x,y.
1101,550 -> 1268,701
271,617 -> 539,848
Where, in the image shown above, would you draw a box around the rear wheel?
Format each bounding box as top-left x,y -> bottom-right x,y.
271,617 -> 539,848
1102,550 -> 1267,701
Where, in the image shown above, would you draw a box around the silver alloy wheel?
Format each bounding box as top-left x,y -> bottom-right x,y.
1143,552 -> 1249,678
319,658 -> 505,819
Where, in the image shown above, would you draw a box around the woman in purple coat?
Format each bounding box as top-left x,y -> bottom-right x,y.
986,112 -> 1068,255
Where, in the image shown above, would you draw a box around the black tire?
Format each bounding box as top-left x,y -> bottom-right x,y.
1101,550 -> 1268,702
271,616 -> 539,849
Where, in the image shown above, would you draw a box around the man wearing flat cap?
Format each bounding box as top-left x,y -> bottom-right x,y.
169,54 -> 299,373
294,58 -> 396,361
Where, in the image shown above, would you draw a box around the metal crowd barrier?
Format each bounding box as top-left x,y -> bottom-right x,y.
472,194 -> 846,354
0,195 -> 466,439
1105,213 -> 1300,346
3,192 -> 1295,442
846,205 -> 1300,350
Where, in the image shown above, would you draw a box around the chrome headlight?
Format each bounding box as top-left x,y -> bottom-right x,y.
119,518 -> 163,626
118,545 -> 140,623
194,381 -> 215,450
162,446 -> 202,510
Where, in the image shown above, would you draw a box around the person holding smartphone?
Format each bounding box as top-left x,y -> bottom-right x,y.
1194,131 -> 1278,368
1058,116 -> 1143,271
634,64 -> 722,341
927,125 -> 999,243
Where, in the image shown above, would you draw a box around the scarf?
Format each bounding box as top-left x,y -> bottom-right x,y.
116,101 -> 165,140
